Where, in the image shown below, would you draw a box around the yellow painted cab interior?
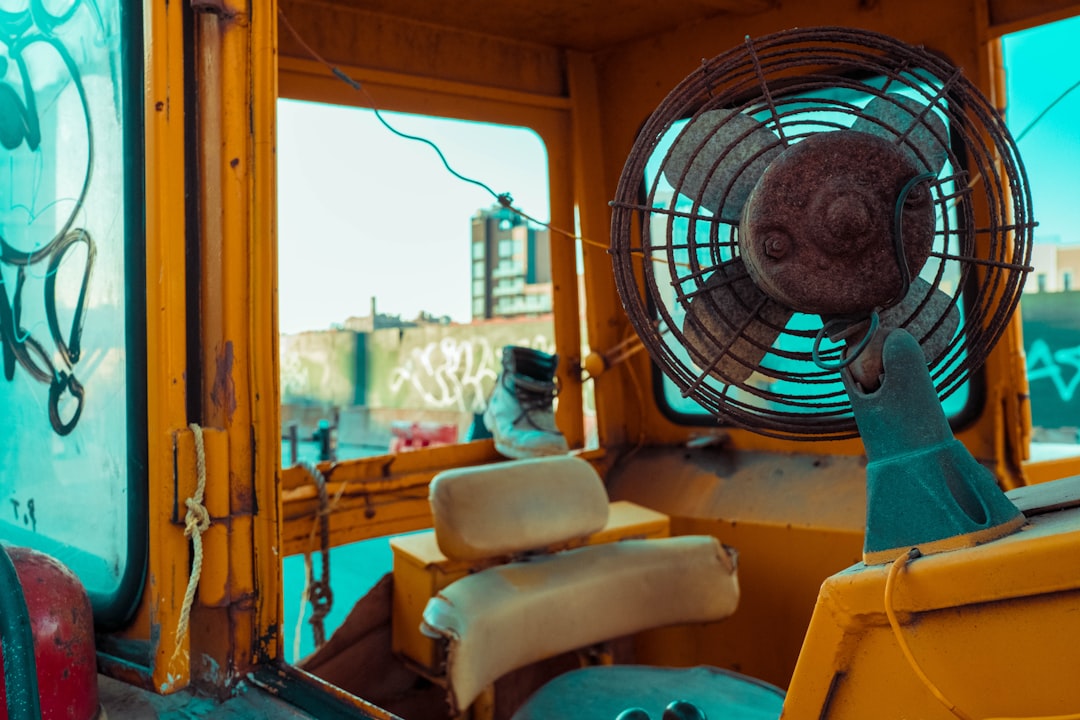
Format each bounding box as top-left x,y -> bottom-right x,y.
2,1 -> 1080,719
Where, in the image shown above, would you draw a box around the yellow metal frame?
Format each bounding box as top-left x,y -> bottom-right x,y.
107,0 -> 283,695
276,54 -> 585,452
88,0 -> 1080,714
785,479 -> 1080,718
105,0 -> 195,693
269,0 -> 1056,550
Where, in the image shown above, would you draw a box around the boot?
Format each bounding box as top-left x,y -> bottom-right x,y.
482,346 -> 569,459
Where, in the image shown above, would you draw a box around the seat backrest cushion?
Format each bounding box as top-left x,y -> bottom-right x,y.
429,456 -> 609,561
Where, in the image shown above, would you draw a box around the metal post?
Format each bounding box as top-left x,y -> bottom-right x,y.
317,419 -> 332,462
288,423 -> 298,466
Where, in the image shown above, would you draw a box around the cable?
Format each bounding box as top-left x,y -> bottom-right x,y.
277,6 -> 611,256
885,549 -> 975,720
885,548 -> 1080,720
1014,78 -> 1080,144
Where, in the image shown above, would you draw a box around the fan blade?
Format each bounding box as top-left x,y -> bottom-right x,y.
663,110 -> 783,223
845,277 -> 960,389
881,277 -> 961,362
682,260 -> 794,385
852,95 -> 948,175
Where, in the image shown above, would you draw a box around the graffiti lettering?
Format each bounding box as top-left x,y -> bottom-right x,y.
0,0 -> 96,435
389,335 -> 555,412
1026,338 -> 1080,403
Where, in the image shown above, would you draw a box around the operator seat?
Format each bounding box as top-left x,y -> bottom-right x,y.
418,455 -> 785,719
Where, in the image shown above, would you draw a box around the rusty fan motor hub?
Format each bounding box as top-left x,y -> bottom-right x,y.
740,131 -> 936,316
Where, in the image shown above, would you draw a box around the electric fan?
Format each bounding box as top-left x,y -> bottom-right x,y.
610,27 -> 1035,443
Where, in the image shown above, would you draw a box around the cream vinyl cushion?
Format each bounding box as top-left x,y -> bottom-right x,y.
421,535 -> 740,713
429,456 -> 609,561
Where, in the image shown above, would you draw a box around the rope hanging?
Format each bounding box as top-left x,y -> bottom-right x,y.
171,423 -> 212,664
301,462 -> 334,652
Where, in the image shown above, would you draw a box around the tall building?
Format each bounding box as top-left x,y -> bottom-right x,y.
470,205 -> 553,320
1028,238 -> 1080,293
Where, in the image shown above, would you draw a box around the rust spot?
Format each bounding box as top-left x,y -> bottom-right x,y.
229,157 -> 240,169
233,483 -> 255,515
191,0 -> 227,12
155,100 -> 164,112
211,341 -> 238,420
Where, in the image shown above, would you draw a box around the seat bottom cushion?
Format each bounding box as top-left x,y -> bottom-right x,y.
422,536 -> 739,712
511,665 -> 784,720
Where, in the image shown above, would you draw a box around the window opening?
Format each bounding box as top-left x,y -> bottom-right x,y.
277,100 -> 554,462
277,101 -> 568,668
282,533 -> 400,663
1004,16 -> 1080,449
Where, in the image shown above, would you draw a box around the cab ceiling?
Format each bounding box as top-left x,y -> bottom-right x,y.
287,0 -> 778,52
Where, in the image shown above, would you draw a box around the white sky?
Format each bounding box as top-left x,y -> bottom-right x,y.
1001,16 -> 1080,246
276,100 -> 550,334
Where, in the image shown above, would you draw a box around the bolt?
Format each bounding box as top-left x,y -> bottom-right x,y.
763,232 -> 790,259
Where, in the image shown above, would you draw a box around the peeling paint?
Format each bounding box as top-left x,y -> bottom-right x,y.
211,340 -> 238,420
160,671 -> 181,693
202,654 -> 222,686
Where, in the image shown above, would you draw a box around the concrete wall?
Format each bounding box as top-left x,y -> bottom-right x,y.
280,317 -> 556,448
281,294 -> 1080,447
280,330 -> 363,407
365,318 -> 555,415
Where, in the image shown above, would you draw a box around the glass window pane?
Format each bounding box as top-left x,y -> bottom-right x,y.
0,0 -> 144,621
1004,16 -> 1080,449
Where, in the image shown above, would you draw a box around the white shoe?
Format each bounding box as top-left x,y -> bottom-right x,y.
482,347 -> 569,459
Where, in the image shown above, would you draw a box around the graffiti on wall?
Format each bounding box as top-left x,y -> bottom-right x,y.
1026,338 -> 1080,404
280,349 -> 311,402
389,333 -> 555,413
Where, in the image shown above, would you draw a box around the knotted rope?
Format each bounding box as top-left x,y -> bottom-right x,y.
171,423 -> 211,664
299,462 -> 333,653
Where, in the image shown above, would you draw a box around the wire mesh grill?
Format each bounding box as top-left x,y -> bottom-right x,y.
610,27 -> 1035,440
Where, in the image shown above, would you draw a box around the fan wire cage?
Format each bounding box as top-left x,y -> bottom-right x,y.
610,27 -> 1035,441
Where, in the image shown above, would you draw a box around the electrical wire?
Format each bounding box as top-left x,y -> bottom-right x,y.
885,548 -> 975,720
885,548 -> 1080,720
277,6 -> 611,256
1014,78 -> 1080,144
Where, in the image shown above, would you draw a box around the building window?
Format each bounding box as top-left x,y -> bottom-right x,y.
1063,271 -> 1073,292
472,242 -> 485,260
1037,273 -> 1048,292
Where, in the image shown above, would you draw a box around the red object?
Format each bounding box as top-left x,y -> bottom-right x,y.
0,546 -> 100,720
389,421 -> 458,453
